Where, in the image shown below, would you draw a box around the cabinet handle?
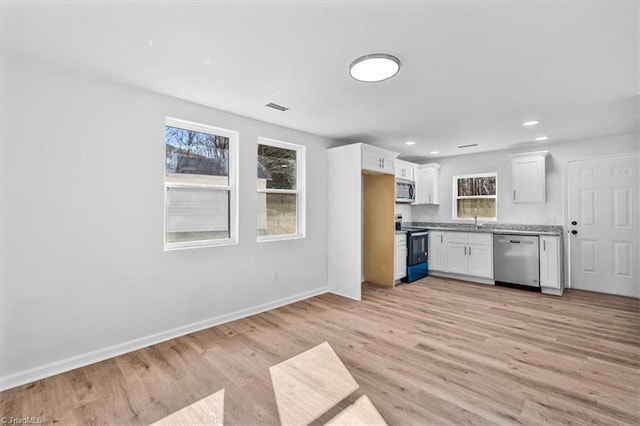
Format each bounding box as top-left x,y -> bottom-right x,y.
543,240 -> 546,251
469,246 -> 471,256
428,194 -> 431,203
440,235 -> 443,243
382,158 -> 385,168
464,246 -> 467,255
513,190 -> 516,200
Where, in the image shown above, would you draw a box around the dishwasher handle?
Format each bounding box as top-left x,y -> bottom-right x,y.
495,236 -> 536,245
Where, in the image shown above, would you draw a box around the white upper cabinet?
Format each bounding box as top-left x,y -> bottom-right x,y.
415,163 -> 440,204
395,160 -> 416,181
362,145 -> 397,174
511,151 -> 548,203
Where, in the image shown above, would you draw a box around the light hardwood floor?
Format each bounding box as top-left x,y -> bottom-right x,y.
1,276 -> 639,425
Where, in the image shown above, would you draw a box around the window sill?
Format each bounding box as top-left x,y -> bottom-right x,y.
164,239 -> 238,251
257,234 -> 306,243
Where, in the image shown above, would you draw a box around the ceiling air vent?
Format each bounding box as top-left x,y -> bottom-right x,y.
457,143 -> 478,149
265,102 -> 289,112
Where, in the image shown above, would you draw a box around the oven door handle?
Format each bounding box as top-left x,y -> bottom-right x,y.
410,232 -> 428,237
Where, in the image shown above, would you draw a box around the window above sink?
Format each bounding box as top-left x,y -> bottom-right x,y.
453,172 -> 497,222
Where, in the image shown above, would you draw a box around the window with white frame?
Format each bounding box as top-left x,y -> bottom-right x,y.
164,117 -> 238,249
257,138 -> 305,241
453,173 -> 497,221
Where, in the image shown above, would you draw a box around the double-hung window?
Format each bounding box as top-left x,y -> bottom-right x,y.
164,117 -> 238,249
257,138 -> 306,241
453,172 -> 498,221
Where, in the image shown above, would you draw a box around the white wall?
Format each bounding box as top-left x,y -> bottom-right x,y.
0,55 -> 332,388
412,134 -> 640,224
394,203 -> 412,223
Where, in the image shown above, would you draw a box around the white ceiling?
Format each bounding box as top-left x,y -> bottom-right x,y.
2,1 -> 638,160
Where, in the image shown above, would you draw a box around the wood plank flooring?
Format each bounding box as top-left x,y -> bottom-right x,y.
1,276 -> 639,425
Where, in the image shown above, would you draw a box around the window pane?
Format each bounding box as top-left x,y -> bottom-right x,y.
166,126 -> 229,186
257,193 -> 297,236
457,198 -> 496,218
166,187 -> 229,243
257,144 -> 296,190
457,176 -> 496,196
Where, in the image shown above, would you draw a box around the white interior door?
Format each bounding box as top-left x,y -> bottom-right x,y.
568,156 -> 639,298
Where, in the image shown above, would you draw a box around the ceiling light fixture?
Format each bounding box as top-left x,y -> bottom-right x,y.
349,53 -> 400,82
430,151 -> 439,154
405,141 -> 416,145
522,120 -> 539,126
535,136 -> 549,141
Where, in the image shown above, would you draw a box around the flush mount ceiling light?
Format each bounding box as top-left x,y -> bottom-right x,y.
405,141 -> 416,145
349,53 -> 400,82
522,120 -> 539,126
535,136 -> 549,141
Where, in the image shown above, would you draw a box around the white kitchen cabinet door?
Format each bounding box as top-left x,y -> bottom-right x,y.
362,146 -> 395,174
395,160 -> 415,181
540,236 -> 561,288
442,232 -> 494,278
511,151 -> 548,203
467,243 -> 493,279
445,242 -> 468,274
395,245 -> 407,280
428,232 -> 446,271
415,163 -> 440,204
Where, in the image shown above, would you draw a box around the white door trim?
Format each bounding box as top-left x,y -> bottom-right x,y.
565,152 -> 639,290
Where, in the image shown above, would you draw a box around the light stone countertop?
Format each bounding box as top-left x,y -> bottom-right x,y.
403,222 -> 563,236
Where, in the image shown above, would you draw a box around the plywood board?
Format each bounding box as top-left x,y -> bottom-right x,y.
325,394 -> 387,426
270,341 -> 359,426
363,173 -> 395,287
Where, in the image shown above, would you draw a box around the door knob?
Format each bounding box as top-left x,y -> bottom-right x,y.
571,221 -> 577,225
571,230 -> 578,235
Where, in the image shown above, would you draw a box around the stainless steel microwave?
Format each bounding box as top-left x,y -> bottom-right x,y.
396,178 -> 415,203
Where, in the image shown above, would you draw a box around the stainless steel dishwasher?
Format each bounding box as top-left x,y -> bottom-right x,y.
493,234 -> 540,287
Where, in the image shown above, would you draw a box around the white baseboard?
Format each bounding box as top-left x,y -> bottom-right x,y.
541,286 -> 564,296
328,290 -> 361,301
0,286 -> 328,392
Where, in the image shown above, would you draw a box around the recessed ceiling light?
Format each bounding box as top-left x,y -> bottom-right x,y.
349,53 -> 400,82
523,120 -> 539,126
430,151 -> 439,154
535,136 -> 549,141
405,141 -> 416,145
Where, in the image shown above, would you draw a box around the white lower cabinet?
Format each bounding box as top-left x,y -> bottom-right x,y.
428,231 -> 446,271
467,242 -> 493,278
540,236 -> 562,289
444,232 -> 494,279
395,234 -> 407,281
